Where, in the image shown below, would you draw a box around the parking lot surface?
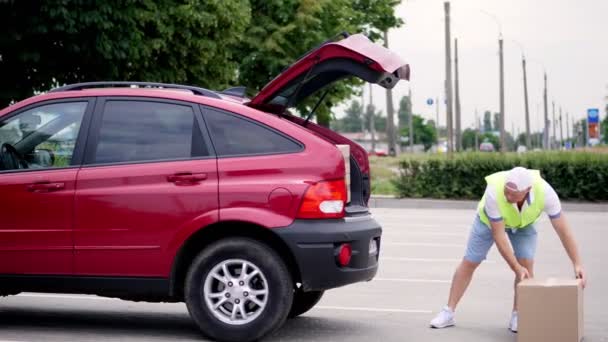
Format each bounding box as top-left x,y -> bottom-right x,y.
1,207 -> 607,341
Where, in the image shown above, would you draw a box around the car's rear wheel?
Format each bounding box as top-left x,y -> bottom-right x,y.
288,286 -> 324,318
185,238 -> 293,342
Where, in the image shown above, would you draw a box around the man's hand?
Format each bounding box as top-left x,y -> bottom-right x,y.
516,265 -> 531,282
575,264 -> 587,289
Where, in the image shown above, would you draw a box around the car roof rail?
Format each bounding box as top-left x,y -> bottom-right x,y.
219,86 -> 247,98
49,81 -> 222,99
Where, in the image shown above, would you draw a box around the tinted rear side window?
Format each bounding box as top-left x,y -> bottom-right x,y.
94,101 -> 208,164
203,108 -> 302,157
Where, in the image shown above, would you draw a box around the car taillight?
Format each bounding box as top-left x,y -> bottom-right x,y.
297,179 -> 347,219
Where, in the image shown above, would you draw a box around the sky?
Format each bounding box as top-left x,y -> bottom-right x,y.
339,0 -> 608,136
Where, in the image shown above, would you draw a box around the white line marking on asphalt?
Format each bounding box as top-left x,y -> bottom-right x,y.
16,293 -> 433,315
383,242 -> 463,248
380,256 -> 496,264
19,293 -> 112,301
373,277 -> 451,284
383,232 -> 466,237
315,306 -> 431,314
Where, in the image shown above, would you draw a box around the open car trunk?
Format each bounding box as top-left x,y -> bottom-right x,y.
247,33 -> 410,210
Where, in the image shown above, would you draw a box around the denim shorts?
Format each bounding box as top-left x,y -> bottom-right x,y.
464,215 -> 538,263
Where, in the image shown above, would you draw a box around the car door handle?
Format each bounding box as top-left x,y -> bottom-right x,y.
27,182 -> 65,193
167,173 -> 208,184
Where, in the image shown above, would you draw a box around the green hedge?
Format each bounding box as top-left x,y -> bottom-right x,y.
394,152 -> 608,201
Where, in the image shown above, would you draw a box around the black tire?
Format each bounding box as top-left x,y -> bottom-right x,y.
185,238 -> 293,342
288,287 -> 324,318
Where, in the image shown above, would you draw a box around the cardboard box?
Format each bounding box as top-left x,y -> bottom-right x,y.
518,278 -> 584,342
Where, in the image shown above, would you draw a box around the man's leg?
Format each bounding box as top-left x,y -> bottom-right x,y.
430,216 -> 493,328
447,259 -> 481,310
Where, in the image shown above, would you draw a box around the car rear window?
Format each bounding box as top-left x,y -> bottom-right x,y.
203,108 -> 302,157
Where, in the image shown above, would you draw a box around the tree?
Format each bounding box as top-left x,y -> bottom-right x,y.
397,95 -> 412,132
493,112 -> 500,133
0,1 -> 252,106
233,0 -> 403,126
462,128 -> 478,150
374,112 -> 387,133
400,114 -> 436,151
483,110 -> 492,132
0,0 -> 403,127
364,103 -> 382,132
332,100 -> 363,132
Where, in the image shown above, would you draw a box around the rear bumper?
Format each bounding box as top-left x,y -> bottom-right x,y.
274,214 -> 382,291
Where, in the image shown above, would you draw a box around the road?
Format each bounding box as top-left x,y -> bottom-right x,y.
1,207 -> 607,341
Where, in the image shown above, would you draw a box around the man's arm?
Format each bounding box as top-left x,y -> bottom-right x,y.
489,220 -> 529,280
550,213 -> 586,288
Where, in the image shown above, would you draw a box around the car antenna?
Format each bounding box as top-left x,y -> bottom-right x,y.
304,89 -> 330,127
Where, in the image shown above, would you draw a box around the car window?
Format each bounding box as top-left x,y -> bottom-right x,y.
94,101 -> 208,164
203,108 -> 302,157
0,102 -> 87,171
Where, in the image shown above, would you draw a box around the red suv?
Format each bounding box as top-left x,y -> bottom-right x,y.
0,33 -> 409,341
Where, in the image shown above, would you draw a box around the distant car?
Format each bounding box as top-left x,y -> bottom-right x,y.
479,142 -> 495,152
517,145 -> 528,153
369,149 -> 388,157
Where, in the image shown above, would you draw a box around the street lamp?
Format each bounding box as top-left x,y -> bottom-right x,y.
479,10 -> 506,152
510,39 -> 531,150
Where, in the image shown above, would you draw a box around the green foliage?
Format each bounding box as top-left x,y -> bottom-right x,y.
397,95 -> 412,131
461,128 -> 478,150
400,114 -> 436,151
0,0 -> 252,106
332,100 -> 364,132
483,110 -> 492,132
0,0 -> 403,124
394,152 -> 608,201
233,0 -> 403,126
493,112 -> 500,132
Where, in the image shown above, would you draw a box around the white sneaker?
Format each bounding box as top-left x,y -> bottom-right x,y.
509,311 -> 518,333
430,306 -> 455,328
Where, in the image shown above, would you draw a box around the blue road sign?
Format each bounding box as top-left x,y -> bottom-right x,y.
588,108 -> 599,124
427,98 -> 434,106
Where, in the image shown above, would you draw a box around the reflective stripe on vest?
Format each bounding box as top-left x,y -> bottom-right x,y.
477,170 -> 545,229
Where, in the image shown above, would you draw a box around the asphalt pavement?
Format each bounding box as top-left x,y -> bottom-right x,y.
1,206 -> 607,341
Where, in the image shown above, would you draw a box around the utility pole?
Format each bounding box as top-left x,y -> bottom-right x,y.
552,101 -> 556,149
408,88 -> 414,153
444,1 -> 454,155
522,55 -> 531,149
566,112 -> 571,141
369,83 -> 376,152
384,30 -> 397,156
435,96 -> 440,143
454,38 -> 462,152
559,106 -> 564,148
475,109 -> 479,151
543,73 -> 549,149
499,37 -> 506,152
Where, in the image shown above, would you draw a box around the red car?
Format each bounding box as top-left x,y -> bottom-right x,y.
0,33 -> 409,341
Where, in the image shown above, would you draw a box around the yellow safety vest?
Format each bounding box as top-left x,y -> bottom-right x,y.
477,170 -> 545,229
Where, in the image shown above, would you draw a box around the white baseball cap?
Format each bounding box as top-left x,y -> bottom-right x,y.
505,167 -> 533,192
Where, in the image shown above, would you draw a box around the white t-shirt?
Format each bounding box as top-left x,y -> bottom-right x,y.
483,179 -> 562,224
